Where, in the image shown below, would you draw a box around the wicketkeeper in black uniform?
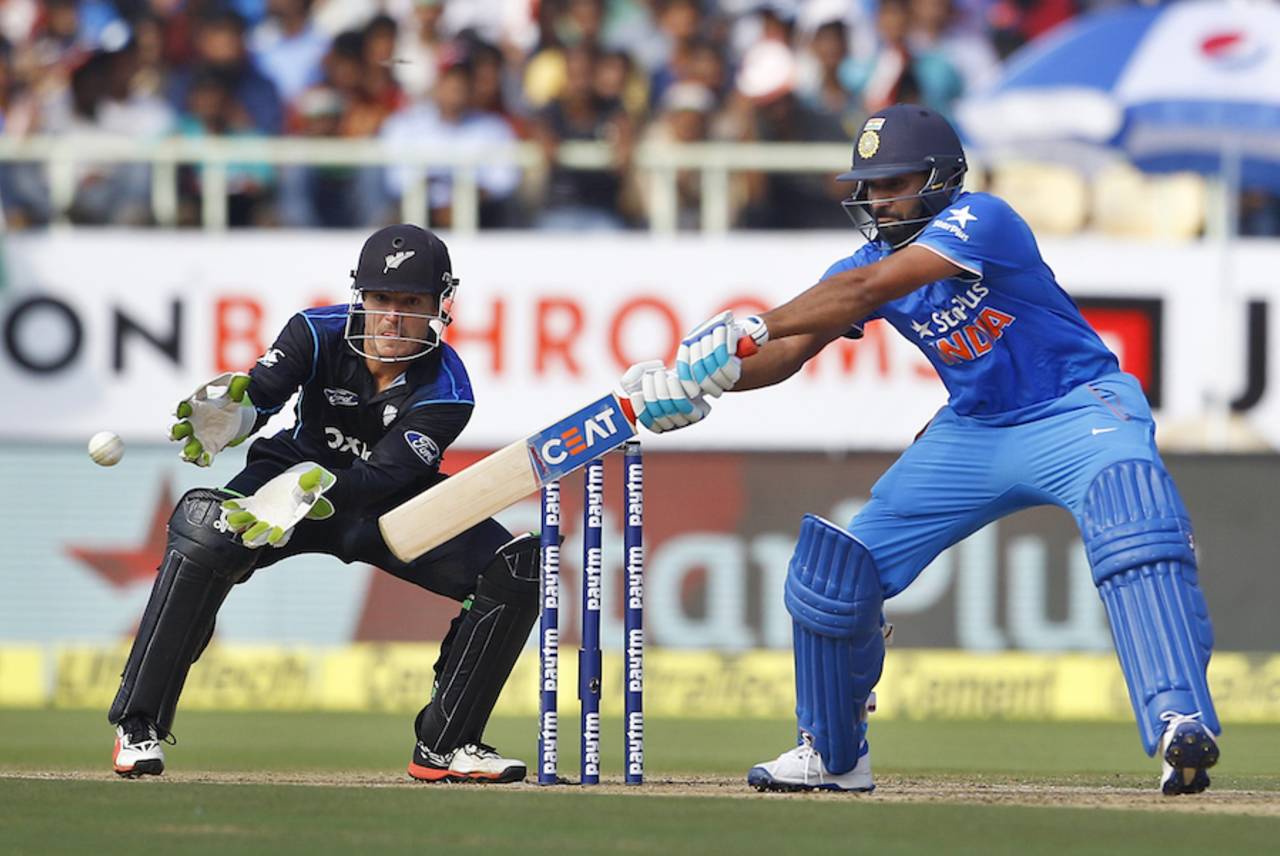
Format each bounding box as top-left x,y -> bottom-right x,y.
110,225 -> 537,783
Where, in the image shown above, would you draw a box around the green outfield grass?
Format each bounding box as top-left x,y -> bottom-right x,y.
1,711 -> 1276,855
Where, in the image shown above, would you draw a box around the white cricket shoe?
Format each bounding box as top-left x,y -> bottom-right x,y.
408,742 -> 526,783
1159,712 -> 1219,796
747,733 -> 874,793
113,716 -> 165,778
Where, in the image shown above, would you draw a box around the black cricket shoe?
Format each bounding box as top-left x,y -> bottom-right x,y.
1160,714 -> 1219,795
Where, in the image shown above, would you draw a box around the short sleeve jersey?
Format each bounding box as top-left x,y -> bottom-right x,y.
824,192 -> 1118,416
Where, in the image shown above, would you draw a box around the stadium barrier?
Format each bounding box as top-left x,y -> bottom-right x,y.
0,136 -> 1215,238
4,644 -> 1277,722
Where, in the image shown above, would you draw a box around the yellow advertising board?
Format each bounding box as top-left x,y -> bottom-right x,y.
10,645 -> 1279,722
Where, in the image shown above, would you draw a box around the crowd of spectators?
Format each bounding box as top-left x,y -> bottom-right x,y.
0,0 -> 1274,233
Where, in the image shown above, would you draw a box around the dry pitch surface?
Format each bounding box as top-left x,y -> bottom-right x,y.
5,770 -> 1276,817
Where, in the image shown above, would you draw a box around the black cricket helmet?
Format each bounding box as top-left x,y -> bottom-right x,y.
838,104 -> 967,249
345,224 -> 459,362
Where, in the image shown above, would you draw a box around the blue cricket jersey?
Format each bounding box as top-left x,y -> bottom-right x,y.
824,191 -> 1119,416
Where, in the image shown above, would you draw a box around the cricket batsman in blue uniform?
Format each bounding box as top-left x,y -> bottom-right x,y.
620,104 -> 1221,796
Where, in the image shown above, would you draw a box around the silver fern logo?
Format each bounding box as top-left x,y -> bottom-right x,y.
383,250 -> 415,273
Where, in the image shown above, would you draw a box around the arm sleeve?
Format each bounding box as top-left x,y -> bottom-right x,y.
246,313 -> 317,432
324,403 -> 473,514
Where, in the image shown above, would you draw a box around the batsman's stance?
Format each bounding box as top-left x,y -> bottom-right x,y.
621,105 -> 1220,795
110,225 -> 535,783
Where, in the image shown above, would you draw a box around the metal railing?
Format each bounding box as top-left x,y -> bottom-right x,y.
0,135 -> 852,234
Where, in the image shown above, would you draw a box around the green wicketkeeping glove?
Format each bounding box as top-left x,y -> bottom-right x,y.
220,464 -> 337,548
170,372 -> 256,467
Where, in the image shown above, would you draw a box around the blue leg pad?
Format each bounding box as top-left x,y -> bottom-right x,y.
784,514 -> 884,775
1082,460 -> 1219,755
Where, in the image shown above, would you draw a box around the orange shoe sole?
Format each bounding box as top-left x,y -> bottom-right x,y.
113,738 -> 164,778
407,762 -> 525,783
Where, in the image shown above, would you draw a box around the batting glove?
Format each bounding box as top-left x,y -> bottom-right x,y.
619,360 -> 712,434
676,311 -> 769,398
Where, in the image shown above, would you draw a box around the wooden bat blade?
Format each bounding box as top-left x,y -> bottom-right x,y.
378,441 -> 537,563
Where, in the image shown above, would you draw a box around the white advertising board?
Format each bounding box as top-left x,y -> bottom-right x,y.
0,231 -> 1276,451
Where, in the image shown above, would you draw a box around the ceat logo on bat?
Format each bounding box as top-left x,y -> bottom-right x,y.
529,394 -> 636,482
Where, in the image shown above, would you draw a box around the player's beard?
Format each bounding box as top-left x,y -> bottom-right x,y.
876,200 -> 928,250
877,218 -> 916,249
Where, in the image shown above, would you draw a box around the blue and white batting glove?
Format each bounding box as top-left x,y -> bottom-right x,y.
676,311 -> 769,398
619,360 -> 712,434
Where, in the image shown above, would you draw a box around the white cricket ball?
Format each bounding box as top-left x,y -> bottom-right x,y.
88,431 -> 125,467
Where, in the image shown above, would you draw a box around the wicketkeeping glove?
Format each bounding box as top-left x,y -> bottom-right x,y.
170,372 -> 256,467
220,463 -> 337,548
619,359 -> 712,434
676,311 -> 769,398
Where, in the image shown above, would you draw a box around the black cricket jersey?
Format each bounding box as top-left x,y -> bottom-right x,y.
229,304 -> 475,515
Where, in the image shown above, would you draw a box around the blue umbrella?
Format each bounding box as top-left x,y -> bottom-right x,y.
956,0 -> 1280,188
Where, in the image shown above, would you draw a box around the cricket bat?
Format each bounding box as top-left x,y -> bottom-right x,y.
378,339 -> 758,562
378,391 -> 638,562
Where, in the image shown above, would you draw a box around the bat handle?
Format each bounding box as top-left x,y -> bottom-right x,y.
619,396 -> 637,425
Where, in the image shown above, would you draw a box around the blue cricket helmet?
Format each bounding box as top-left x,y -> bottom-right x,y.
838,104 -> 968,249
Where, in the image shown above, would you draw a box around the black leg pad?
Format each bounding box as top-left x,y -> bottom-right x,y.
108,488 -> 258,736
415,533 -> 540,752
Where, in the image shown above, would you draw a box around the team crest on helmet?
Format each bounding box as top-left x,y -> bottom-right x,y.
857,130 -> 880,159
383,250 -> 415,273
